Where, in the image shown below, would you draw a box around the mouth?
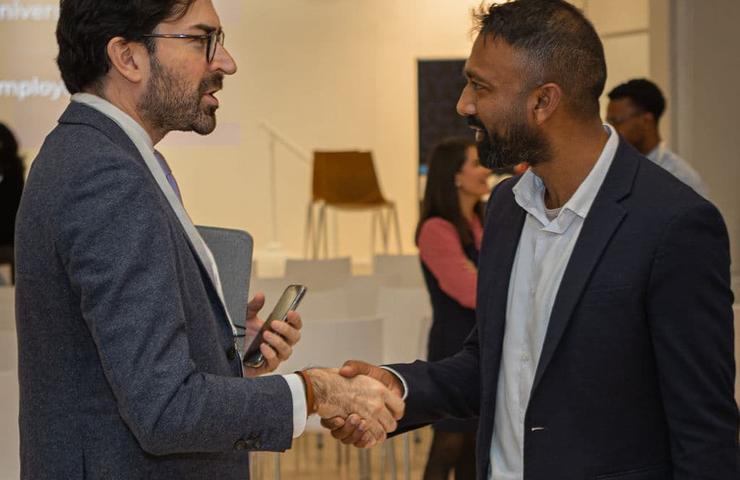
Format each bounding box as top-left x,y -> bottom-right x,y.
201,75 -> 224,108
466,116 -> 487,142
202,90 -> 219,107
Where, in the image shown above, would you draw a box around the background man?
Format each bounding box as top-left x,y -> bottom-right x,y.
325,1 -> 738,478
15,1 -> 401,478
607,78 -> 708,197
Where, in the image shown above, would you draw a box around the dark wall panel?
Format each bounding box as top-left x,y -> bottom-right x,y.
417,59 -> 470,167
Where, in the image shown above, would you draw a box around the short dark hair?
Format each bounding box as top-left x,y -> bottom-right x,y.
56,0 -> 196,94
608,78 -> 666,123
474,0 -> 606,118
416,138 -> 483,248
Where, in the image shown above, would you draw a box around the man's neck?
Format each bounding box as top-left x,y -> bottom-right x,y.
531,119 -> 609,209
638,132 -> 661,155
87,86 -> 165,145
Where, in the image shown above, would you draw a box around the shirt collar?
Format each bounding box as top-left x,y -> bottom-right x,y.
71,93 -> 155,153
512,124 -> 619,230
646,142 -> 665,164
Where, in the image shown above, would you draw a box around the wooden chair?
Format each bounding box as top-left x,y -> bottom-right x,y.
305,151 -> 401,259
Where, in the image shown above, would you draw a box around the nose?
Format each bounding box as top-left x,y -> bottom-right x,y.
456,84 -> 476,117
212,43 -> 237,75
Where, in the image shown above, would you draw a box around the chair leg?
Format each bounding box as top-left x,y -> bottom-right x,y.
273,452 -> 281,480
358,448 -> 371,480
322,207 -> 330,258
391,203 -> 403,254
379,208 -> 390,253
316,431 -> 325,465
380,440 -> 386,480
403,433 -> 411,480
332,209 -> 339,257
316,204 -> 328,259
389,438 -> 398,480
335,440 -> 342,469
371,210 -> 378,257
304,203 -> 315,258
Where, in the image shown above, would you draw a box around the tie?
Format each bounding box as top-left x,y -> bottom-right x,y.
154,150 -> 183,203
153,150 -> 221,292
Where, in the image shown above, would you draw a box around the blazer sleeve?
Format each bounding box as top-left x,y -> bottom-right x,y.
647,201 -> 738,478
388,326 -> 481,434
52,153 -> 294,455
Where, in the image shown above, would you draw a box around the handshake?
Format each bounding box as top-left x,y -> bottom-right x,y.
302,361 -> 405,448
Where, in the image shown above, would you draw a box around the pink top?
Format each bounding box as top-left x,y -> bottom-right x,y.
418,216 -> 483,309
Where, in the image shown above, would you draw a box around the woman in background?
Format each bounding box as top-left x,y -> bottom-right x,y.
416,138 -> 491,480
0,122 -> 24,283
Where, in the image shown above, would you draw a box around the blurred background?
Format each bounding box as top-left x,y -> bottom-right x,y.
0,0 -> 737,279
0,1 -> 738,479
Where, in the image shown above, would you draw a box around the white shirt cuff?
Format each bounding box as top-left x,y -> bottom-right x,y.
380,366 -> 408,400
282,374 -> 307,438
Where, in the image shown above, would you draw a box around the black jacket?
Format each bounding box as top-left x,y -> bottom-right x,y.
391,138 -> 738,479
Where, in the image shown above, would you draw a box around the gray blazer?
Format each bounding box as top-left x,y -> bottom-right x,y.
15,102 -> 293,479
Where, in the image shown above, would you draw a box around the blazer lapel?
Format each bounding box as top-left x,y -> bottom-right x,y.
478,179 -> 526,397
531,141 -> 640,394
60,102 -> 233,329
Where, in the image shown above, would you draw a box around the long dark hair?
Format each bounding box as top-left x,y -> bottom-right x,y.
416,138 -> 484,247
0,122 -> 23,179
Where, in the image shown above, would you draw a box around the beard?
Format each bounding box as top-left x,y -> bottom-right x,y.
468,105 -> 551,170
138,56 -> 224,136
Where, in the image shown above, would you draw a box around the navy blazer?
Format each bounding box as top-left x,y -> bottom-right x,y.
15,102 -> 294,479
390,139 -> 738,479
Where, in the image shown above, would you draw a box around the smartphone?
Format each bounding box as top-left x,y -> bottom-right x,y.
242,284 -> 307,368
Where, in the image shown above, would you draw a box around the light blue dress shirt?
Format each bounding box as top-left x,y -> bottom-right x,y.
646,143 -> 709,199
489,125 -> 619,479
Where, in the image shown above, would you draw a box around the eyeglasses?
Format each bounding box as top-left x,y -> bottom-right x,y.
142,29 -> 225,63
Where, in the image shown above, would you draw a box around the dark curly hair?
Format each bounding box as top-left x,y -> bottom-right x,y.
56,0 -> 196,94
474,0 -> 606,119
608,78 -> 666,124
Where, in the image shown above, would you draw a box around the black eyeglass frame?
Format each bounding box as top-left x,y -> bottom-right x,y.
141,29 -> 225,63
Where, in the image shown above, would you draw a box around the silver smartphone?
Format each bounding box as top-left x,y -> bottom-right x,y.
242,284 -> 307,368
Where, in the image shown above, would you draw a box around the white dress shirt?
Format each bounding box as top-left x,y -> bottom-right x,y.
646,143 -> 709,199
71,93 -> 307,438
489,125 -> 619,479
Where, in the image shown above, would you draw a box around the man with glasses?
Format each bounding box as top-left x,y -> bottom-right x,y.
14,1 -> 403,478
607,78 -> 708,197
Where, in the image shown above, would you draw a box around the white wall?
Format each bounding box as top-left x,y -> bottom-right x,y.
158,0 -> 484,264
0,0 -> 665,266
672,0 -> 740,278
158,0 -> 653,265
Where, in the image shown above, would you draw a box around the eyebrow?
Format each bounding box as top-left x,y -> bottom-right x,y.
463,68 -> 490,86
190,23 -> 219,34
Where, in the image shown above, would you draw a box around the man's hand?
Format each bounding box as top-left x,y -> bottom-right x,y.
320,360 -> 405,447
340,360 -> 404,397
305,367 -> 405,448
242,292 -> 302,378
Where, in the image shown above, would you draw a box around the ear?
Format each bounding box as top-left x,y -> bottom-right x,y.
530,83 -> 562,125
106,36 -> 149,85
641,111 -> 657,128
454,171 -> 463,188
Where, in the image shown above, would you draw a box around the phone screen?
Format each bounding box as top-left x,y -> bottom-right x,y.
243,284 -> 307,368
